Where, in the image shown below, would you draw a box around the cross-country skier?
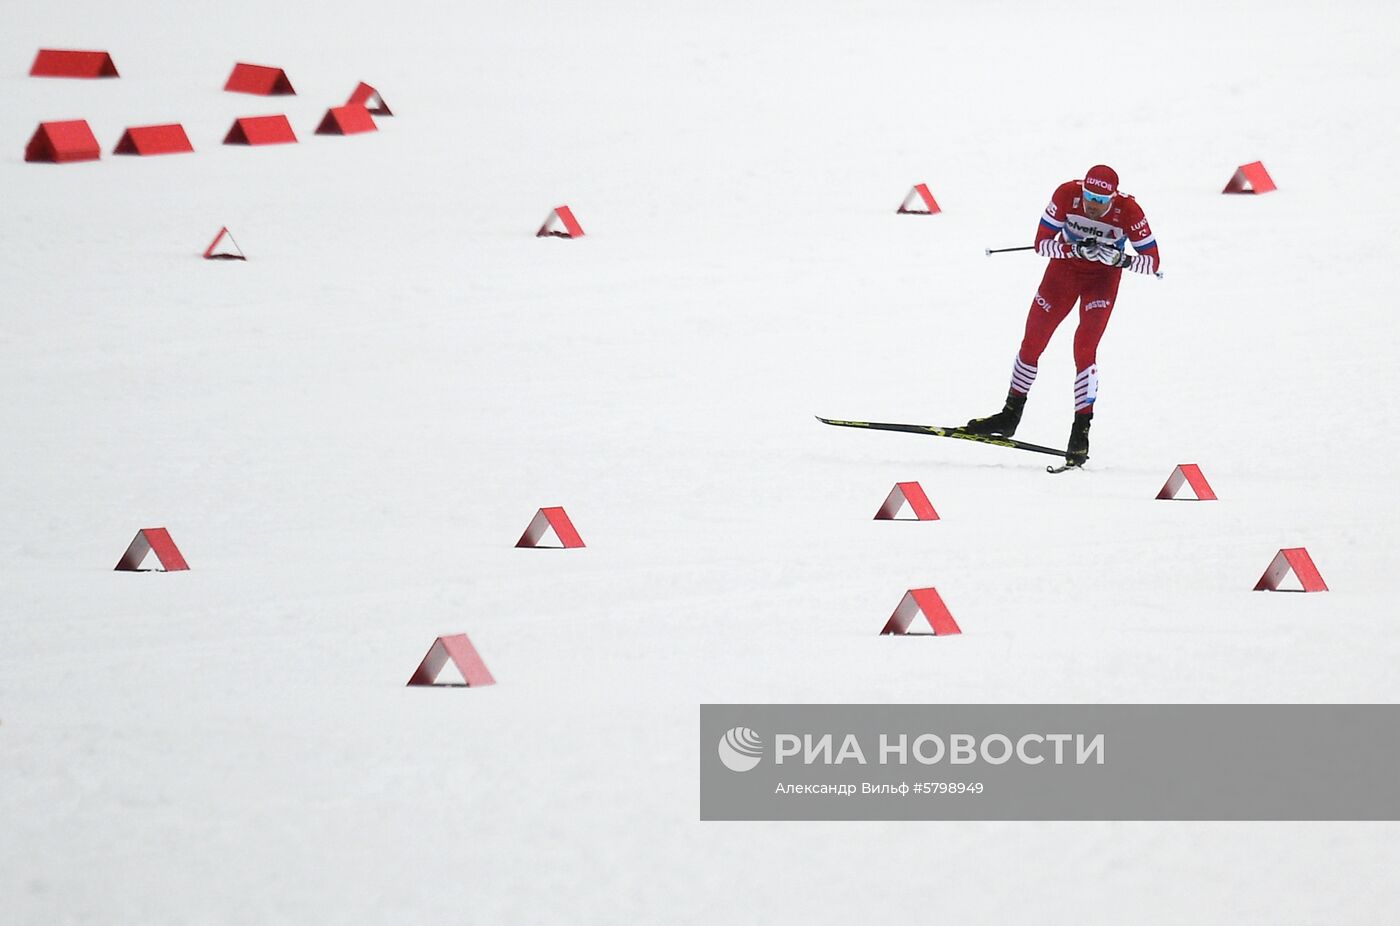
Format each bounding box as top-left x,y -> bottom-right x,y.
963,165 -> 1161,467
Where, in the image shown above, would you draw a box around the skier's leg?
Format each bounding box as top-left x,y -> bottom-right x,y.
1017,263 -> 1078,377
1064,272 -> 1123,464
965,263 -> 1074,436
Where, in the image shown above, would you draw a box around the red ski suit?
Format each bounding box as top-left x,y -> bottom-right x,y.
1014,181 -> 1161,411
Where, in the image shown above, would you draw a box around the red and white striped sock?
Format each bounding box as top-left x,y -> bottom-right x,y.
1009,356 -> 1037,395
1074,364 -> 1098,413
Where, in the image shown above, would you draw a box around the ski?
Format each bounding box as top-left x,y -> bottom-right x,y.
1046,461 -> 1084,474
816,416 -> 1068,459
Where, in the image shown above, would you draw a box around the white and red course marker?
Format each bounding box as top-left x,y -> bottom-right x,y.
874,481 -> 940,520
880,587 -> 961,636
1254,548 -> 1329,592
1223,161 -> 1277,194
203,226 -> 246,260
536,205 -> 584,238
406,634 -> 496,687
516,506 -> 585,548
1156,464 -> 1218,501
115,528 -> 189,572
897,183 -> 941,215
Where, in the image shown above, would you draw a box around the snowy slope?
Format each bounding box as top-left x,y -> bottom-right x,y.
4,1 -> 1400,922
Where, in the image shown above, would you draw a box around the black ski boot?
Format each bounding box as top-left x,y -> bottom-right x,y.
963,391 -> 1027,437
1066,412 -> 1093,467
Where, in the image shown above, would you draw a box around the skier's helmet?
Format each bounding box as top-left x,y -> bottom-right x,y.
1082,164 -> 1118,216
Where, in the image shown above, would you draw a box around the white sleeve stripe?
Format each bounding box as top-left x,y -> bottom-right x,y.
1134,233 -> 1156,249
1041,213 -> 1065,228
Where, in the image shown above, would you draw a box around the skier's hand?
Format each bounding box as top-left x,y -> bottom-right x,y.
1095,248 -> 1132,268
1072,240 -> 1100,260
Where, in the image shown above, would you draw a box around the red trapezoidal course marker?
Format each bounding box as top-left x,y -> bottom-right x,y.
203,227 -> 246,260
30,49 -> 119,78
224,63 -> 295,95
315,105 -> 377,136
223,115 -> 297,146
115,528 -> 189,571
406,634 -> 496,687
114,124 -> 194,156
347,81 -> 392,116
881,587 -> 961,635
516,507 -> 585,548
1223,161 -> 1276,194
1253,548 -> 1329,592
874,482 -> 940,520
897,183 -> 941,214
1156,464 -> 1218,501
537,206 -> 584,238
25,120 -> 101,163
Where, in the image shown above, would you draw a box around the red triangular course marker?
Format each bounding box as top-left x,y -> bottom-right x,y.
223,115 -> 297,146
1254,548 -> 1328,592
537,205 -> 584,238
203,227 -> 246,261
30,49 -> 119,78
881,587 -> 961,635
224,63 -> 295,95
1156,464 -> 1218,501
1223,161 -> 1276,194
315,104 -> 377,136
516,506 -> 585,548
406,634 -> 496,687
115,528 -> 189,572
874,481 -> 940,520
897,183 -> 941,215
25,120 -> 101,163
114,124 -> 194,156
347,81 -> 392,116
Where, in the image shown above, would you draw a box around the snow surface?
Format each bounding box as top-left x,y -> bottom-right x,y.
4,0 -> 1400,922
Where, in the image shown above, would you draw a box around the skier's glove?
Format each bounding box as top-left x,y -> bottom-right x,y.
1095,248 -> 1132,269
1072,240 -> 1100,260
